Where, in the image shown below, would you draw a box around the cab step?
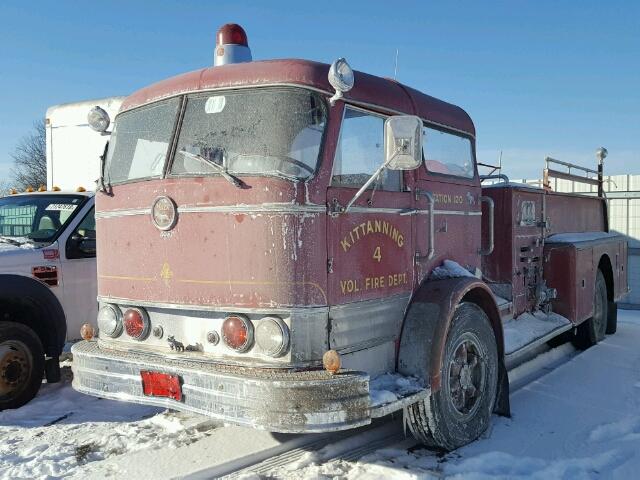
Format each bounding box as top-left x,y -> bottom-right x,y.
368,373 -> 430,418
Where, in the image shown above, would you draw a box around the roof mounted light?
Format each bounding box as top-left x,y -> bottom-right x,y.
596,147 -> 608,164
87,106 -> 111,133
214,23 -> 252,67
328,58 -> 354,106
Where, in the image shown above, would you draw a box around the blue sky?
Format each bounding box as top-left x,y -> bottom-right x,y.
0,1 -> 638,181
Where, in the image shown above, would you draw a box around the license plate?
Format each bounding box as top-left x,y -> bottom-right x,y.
140,371 -> 182,401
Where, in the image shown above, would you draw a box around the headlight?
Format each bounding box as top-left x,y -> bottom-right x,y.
87,106 -> 111,133
97,304 -> 122,338
222,315 -> 254,352
255,316 -> 289,357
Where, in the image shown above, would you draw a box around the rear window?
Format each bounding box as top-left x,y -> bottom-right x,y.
423,127 -> 475,178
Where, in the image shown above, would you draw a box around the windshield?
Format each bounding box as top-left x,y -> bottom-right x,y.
105,98 -> 180,184
0,195 -> 86,244
170,87 -> 326,179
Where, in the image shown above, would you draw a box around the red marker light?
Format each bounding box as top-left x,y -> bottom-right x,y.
124,308 -> 150,340
217,23 -> 248,47
222,315 -> 253,352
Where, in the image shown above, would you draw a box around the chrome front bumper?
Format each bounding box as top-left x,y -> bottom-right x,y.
71,341 -> 371,433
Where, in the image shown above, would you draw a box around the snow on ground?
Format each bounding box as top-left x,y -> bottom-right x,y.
262,310 -> 640,479
2,310 -> 640,479
0,364 -> 220,479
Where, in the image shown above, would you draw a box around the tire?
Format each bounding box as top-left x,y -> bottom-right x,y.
406,302 -> 498,451
573,269 -> 608,349
0,322 -> 44,411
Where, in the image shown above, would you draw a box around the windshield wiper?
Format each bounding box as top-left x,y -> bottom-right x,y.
179,150 -> 243,188
0,235 -> 24,246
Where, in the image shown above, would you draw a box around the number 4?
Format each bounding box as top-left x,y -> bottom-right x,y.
373,246 -> 382,262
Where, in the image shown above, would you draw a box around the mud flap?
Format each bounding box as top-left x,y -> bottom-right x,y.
606,301 -> 618,335
45,357 -> 61,383
493,359 -> 511,417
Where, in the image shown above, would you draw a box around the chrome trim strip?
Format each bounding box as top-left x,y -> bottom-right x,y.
178,203 -> 326,214
434,210 -> 482,216
97,296 -> 330,315
95,208 -> 151,219
96,203 -> 326,219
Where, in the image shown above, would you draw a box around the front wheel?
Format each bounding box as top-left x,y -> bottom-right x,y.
0,322 -> 44,411
406,302 -> 498,451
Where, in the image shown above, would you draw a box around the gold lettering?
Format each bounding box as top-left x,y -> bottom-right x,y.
374,220 -> 381,233
341,238 -> 351,252
397,234 -> 404,248
367,220 -> 373,234
382,221 -> 389,235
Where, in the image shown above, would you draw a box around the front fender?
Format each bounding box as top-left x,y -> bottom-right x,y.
0,274 -> 67,357
397,276 -> 504,390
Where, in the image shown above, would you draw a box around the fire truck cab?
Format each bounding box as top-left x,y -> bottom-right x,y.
72,24 -> 628,450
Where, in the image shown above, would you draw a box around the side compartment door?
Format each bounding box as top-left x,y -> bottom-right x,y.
326,107 -> 414,367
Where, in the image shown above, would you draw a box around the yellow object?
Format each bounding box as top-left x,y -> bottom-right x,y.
52,186 -> 61,191
25,186 -> 34,193
38,185 -> 46,192
80,323 -> 95,341
322,349 -> 341,375
76,186 -> 86,192
9,188 -> 17,195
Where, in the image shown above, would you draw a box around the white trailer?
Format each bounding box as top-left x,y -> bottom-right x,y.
45,97 -> 124,190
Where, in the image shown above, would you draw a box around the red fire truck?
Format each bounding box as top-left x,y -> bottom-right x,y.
71,24 -> 628,450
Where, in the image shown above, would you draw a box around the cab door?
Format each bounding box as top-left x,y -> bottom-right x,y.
60,203 -> 98,340
326,107 -> 414,369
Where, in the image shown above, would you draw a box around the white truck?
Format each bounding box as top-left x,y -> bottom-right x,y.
0,96 -> 123,410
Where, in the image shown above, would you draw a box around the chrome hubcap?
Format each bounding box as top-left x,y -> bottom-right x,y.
448,337 -> 485,416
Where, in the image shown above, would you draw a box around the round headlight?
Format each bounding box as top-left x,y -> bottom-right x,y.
97,304 -> 122,338
328,57 -> 354,93
151,196 -> 178,231
87,106 -> 111,133
222,315 -> 253,352
123,307 -> 150,341
255,316 -> 289,357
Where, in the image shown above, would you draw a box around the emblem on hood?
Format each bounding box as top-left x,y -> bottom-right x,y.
151,196 -> 178,231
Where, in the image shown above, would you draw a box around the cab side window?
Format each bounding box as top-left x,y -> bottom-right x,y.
66,207 -> 96,259
332,108 -> 401,191
423,126 -> 475,178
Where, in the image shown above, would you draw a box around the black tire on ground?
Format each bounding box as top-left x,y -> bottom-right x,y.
0,321 -> 44,410
606,300 -> 618,335
573,269 -> 608,350
406,302 -> 498,451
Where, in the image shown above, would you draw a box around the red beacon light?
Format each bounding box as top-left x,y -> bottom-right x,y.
214,23 -> 252,67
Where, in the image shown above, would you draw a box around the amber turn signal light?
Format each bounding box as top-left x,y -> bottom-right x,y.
323,349 -> 341,374
80,323 -> 95,340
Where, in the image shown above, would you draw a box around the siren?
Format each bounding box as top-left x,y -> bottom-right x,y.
214,23 -> 252,66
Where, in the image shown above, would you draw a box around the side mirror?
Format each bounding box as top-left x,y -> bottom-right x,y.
78,238 -> 96,255
343,115 -> 423,213
384,115 -> 423,170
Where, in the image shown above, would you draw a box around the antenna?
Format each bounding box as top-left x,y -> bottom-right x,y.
394,48 -> 399,79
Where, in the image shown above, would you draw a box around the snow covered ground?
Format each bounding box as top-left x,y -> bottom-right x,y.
1,310 -> 640,479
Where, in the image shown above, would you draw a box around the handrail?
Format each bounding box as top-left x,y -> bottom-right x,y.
479,196 -> 494,255
414,189 -> 434,261
480,174 -> 510,184
543,156 -> 604,197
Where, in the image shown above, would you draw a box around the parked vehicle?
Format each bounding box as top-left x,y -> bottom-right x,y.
0,97 -> 122,410
70,24 -> 627,450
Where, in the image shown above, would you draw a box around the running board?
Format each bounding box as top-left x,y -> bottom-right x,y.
503,311 -> 574,370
